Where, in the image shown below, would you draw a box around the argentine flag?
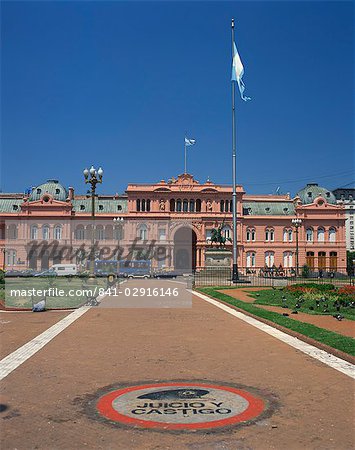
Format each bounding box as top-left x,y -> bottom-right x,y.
185,137 -> 196,146
231,42 -> 251,101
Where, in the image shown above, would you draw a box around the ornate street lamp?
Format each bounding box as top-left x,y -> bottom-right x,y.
83,166 -> 103,278
292,218 -> 302,276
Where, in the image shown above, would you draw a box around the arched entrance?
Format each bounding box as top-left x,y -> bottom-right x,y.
173,227 -> 197,271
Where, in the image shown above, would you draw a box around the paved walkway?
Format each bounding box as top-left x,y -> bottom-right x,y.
0,281 -> 354,449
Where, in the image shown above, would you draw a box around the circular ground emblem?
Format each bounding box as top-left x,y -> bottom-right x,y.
96,382 -> 266,430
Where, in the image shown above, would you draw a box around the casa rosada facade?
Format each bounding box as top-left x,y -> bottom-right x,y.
0,174 -> 347,273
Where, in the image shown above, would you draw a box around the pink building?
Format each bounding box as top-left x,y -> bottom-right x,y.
0,175 -> 347,274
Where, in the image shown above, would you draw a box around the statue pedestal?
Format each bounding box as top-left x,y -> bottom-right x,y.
205,249 -> 232,267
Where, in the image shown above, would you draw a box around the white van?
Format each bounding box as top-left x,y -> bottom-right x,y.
51,264 -> 78,276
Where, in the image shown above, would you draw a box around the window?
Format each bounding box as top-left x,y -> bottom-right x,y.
306,228 -> 313,242
283,251 -> 293,268
146,199 -> 151,212
222,225 -> 231,239
246,228 -> 255,242
42,225 -> 50,240
265,228 -> 274,242
283,228 -> 293,242
189,200 -> 195,212
183,199 -> 189,212
220,200 -> 224,213
224,201 -> 229,213
6,250 -> 17,266
95,225 -> 105,240
114,226 -> 123,240
30,225 -> 38,240
317,227 -> 325,242
196,199 -> 201,213
265,251 -> 275,267
246,252 -> 256,268
141,199 -> 146,212
170,199 -> 175,212
138,224 -> 148,240
158,228 -> 166,241
329,227 -> 336,242
136,199 -> 141,212
176,199 -> 182,212
75,226 -> 85,240
7,224 -> 18,240
54,225 -> 62,240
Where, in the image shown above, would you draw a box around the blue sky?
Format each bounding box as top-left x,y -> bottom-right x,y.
1,1 -> 354,197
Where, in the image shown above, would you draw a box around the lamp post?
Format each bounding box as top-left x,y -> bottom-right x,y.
83,166 -> 103,278
292,218 -> 302,276
113,217 -> 124,271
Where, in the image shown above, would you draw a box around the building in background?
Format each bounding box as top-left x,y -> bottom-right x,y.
333,188 -> 355,251
0,176 -> 347,274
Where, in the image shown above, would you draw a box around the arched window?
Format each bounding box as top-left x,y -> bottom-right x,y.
176,199 -> 182,212
42,225 -> 50,240
183,199 -> 189,212
225,200 -> 229,213
329,227 -> 336,242
95,225 -> 105,240
317,227 -> 325,242
306,228 -> 313,242
6,249 -> 17,266
170,199 -> 175,212
265,251 -> 275,267
196,199 -> 201,213
265,228 -> 274,242
75,225 -> 85,240
30,224 -> 38,240
146,199 -> 151,212
141,199 -> 146,212
189,200 -> 195,212
220,200 -> 224,213
246,228 -> 255,242
288,229 -> 293,242
54,225 -> 62,240
222,225 -> 231,239
136,199 -> 141,212
283,251 -> 293,268
138,224 -> 148,240
246,252 -> 256,268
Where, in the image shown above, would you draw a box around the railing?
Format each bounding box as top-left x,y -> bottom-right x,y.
193,266 -> 352,287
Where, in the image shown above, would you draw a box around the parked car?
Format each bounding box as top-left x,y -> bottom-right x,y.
34,269 -> 57,277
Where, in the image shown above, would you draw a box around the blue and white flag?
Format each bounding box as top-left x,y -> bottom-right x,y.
231,42 -> 251,101
185,137 -> 196,146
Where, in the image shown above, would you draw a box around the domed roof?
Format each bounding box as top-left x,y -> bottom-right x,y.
296,183 -> 336,205
29,180 -> 68,202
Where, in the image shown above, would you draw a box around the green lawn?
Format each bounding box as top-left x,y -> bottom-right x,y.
249,288 -> 355,320
197,287 -> 355,357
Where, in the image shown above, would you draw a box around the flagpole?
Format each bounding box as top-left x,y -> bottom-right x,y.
184,136 -> 187,174
231,18 -> 239,282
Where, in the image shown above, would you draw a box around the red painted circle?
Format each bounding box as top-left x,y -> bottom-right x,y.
96,383 -> 265,430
